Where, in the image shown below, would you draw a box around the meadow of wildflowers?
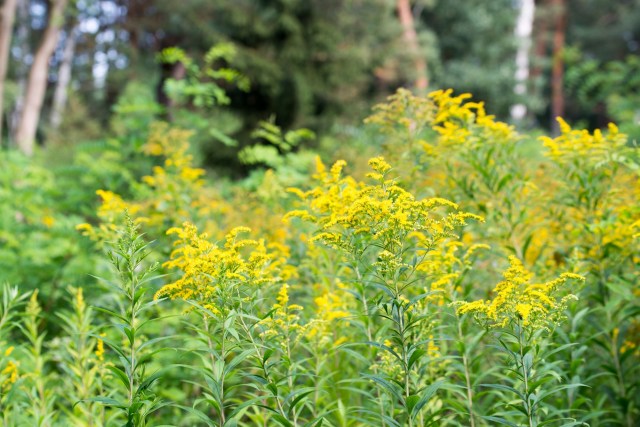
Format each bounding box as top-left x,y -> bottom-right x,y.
0,89 -> 638,426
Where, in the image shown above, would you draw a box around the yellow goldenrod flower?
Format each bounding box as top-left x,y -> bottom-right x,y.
456,256 -> 584,330
156,222 -> 281,314
95,333 -> 106,362
1,361 -> 18,385
4,346 -> 14,357
541,118 -> 627,165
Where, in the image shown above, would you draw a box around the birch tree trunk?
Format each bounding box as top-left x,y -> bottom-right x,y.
0,0 -> 19,147
397,0 -> 428,90
50,25 -> 77,130
510,0 -> 535,121
550,0 -> 566,134
15,0 -> 69,156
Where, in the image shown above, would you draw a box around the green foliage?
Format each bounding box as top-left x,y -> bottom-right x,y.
0,88 -> 638,426
425,0 -> 519,117
566,53 -> 640,142
90,214 -> 164,426
159,44 -> 249,109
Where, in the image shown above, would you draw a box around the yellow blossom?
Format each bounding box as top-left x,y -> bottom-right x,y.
95,333 -> 106,361
541,118 -> 627,165
156,223 -> 281,314
1,361 -> 18,385
456,256 -> 584,330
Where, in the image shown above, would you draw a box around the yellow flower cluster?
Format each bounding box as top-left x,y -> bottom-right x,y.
619,321 -> 640,356
95,334 -> 106,362
285,156 -> 481,258
75,190 -> 136,241
139,123 -> 208,227
428,89 -> 517,150
456,256 -> 584,330
307,287 -> 352,346
1,345 -> 18,388
260,284 -> 305,343
364,88 -> 434,138
77,123 -> 226,242
155,223 -> 281,314
541,118 -> 627,165
416,241 -> 490,305
95,190 -> 139,221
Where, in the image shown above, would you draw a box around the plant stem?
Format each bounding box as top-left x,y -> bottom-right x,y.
236,312 -> 288,421
282,316 -> 299,427
399,306 -> 412,427
129,277 -> 136,406
610,331 -> 632,427
354,261 -> 387,425
518,323 -> 534,427
456,316 -> 476,427
204,315 -> 226,426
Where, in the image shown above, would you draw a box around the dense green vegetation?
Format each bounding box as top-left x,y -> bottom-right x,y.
0,1 -> 639,426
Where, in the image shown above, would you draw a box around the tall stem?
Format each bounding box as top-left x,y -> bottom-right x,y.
236,313 -> 288,419
284,321 -> 299,427
203,315 -> 226,425
129,276 -> 136,406
610,330 -> 632,427
518,324 -> 534,427
399,307 -> 413,427
456,316 -> 476,427
354,262 -> 387,424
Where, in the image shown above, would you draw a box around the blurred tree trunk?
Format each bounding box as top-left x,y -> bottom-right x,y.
50,25 -> 77,130
15,0 -> 69,156
510,0 -> 535,121
0,0 -> 19,147
530,0 -> 549,86
157,60 -> 186,122
550,0 -> 566,134
9,0 -> 31,141
397,0 -> 428,90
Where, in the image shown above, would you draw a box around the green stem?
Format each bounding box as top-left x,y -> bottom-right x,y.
284,319 -> 299,427
129,281 -> 136,407
456,316 -> 476,427
518,323 -> 534,427
204,315 -> 226,426
610,331 -> 632,427
236,312 -> 288,421
399,306 -> 412,427
354,262 -> 387,425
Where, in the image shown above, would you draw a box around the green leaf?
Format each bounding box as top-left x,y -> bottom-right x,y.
408,348 -> 426,370
272,413 -> 294,427
288,390 -> 314,418
480,383 -> 525,401
224,349 -> 254,376
362,374 -> 403,403
481,416 -> 519,427
411,381 -> 442,417
107,365 -> 131,391
81,396 -> 127,409
210,127 -> 238,147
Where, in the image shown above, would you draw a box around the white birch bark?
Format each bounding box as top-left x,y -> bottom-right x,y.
50,25 -> 77,130
15,0 -> 69,156
510,0 -> 535,121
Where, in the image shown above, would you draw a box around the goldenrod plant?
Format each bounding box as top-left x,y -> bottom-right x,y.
88,213 -> 165,426
457,257 -> 585,426
0,88 -> 638,426
285,156 -> 481,425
